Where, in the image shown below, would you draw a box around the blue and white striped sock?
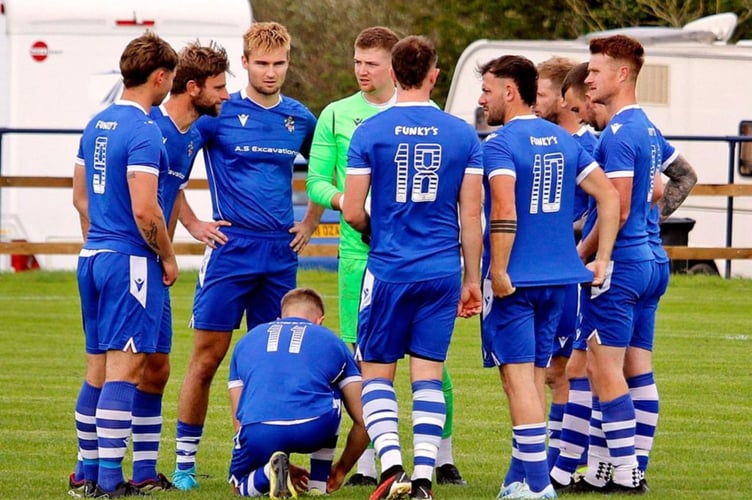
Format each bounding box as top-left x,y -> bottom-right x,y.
75,381 -> 101,483
96,381 -> 136,492
411,379 -> 445,482
601,393 -> 640,488
514,423 -> 549,493
584,397 -> 612,487
175,421 -> 203,472
628,372 -> 659,473
131,389 -> 162,483
309,436 -> 337,492
546,402 -> 565,469
551,376 -> 592,484
362,378 -> 402,473
504,437 -> 526,487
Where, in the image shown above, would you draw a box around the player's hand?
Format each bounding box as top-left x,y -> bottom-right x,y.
289,219 -> 317,253
457,283 -> 482,318
587,259 -> 612,287
326,461 -> 348,494
289,463 -> 309,494
491,270 -> 515,298
161,255 -> 179,287
188,219 -> 231,248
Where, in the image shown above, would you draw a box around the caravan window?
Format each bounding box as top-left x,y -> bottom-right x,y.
739,121 -> 752,177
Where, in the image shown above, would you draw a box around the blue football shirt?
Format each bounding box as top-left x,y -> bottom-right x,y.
77,100 -> 169,257
196,89 -> 316,234
228,318 -> 361,425
347,102 -> 483,283
482,115 -> 597,286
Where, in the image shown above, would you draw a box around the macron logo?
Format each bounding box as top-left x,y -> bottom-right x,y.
134,278 -> 145,292
558,336 -> 568,348
238,114 -> 249,127
610,123 -> 623,134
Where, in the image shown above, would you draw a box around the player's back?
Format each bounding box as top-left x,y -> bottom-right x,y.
230,318 -> 359,425
197,90 -> 316,233
482,116 -> 594,286
80,101 -> 166,256
348,104 -> 483,282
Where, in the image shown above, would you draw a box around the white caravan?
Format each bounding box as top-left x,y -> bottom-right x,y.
0,0 -> 252,270
446,13 -> 752,276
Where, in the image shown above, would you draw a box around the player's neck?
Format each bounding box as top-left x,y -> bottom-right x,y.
120,88 -> 155,114
246,85 -> 281,108
363,87 -> 396,106
396,87 -> 430,104
163,95 -> 200,132
504,102 -> 535,124
558,114 -> 581,134
606,90 -> 637,118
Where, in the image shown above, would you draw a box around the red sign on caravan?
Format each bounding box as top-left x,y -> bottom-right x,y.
30,41 -> 49,62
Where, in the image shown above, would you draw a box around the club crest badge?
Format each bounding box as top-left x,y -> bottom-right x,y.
285,116 -> 295,133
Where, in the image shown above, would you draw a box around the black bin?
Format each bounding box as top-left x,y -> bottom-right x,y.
659,217 -> 696,273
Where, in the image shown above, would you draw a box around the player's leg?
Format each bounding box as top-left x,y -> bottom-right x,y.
70,254 -> 104,495
92,253 -> 163,496
131,295 -> 174,491
357,271 -> 410,499
339,257 -> 378,486
545,283 -> 578,470
579,260 -> 652,492
174,238 -> 260,489
434,365 -> 467,485
408,274 -> 459,498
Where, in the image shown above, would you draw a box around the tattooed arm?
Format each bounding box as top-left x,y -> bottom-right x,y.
658,154 -> 698,221
127,170 -> 178,286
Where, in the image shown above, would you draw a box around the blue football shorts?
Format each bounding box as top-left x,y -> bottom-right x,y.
356,269 -> 461,363
191,231 -> 297,332
630,259 -> 670,351
481,282 -> 567,368
551,283 -> 580,358
579,259 -> 654,348
77,250 -> 165,355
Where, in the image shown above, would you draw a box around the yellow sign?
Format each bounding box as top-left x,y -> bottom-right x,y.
313,224 -> 340,238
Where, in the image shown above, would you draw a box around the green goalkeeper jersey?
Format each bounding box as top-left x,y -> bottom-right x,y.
306,91 -> 394,259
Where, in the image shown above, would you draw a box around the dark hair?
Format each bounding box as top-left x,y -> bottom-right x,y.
561,61 -> 589,99
355,26 -> 399,52
589,35 -> 645,79
391,35 -> 437,90
171,41 -> 230,94
479,55 -> 538,107
120,31 -> 178,88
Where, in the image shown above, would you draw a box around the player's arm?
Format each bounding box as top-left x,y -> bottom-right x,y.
457,171 -> 483,318
578,166 -> 620,285
176,190 -> 230,248
72,162 -> 89,241
127,170 -> 178,286
327,379 -> 369,494
658,154 -> 697,220
228,383 -> 242,433
289,200 -> 323,253
488,173 -> 516,298
342,172 -> 371,234
306,108 -> 342,210
577,174 -> 632,262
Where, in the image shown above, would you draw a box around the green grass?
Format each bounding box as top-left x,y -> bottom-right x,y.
0,270 -> 750,499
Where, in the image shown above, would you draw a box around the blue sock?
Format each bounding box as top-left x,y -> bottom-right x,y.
601,393 -> 639,487
96,381 -> 136,492
628,372 -> 659,473
309,435 -> 337,492
131,389 -> 163,483
175,421 -> 203,472
514,423 -> 549,493
412,379 -> 445,482
551,376 -> 592,484
75,381 -> 101,482
504,437 -> 525,486
546,402 -> 566,469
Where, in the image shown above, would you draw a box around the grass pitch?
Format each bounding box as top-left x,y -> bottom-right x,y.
0,270 -> 749,499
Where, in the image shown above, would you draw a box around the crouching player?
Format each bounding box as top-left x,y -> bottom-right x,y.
227,288 -> 370,498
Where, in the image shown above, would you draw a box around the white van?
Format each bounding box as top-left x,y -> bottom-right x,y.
0,0 -> 252,270
446,13 -> 752,277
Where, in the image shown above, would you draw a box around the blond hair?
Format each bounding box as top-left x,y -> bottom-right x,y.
243,22 -> 291,59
